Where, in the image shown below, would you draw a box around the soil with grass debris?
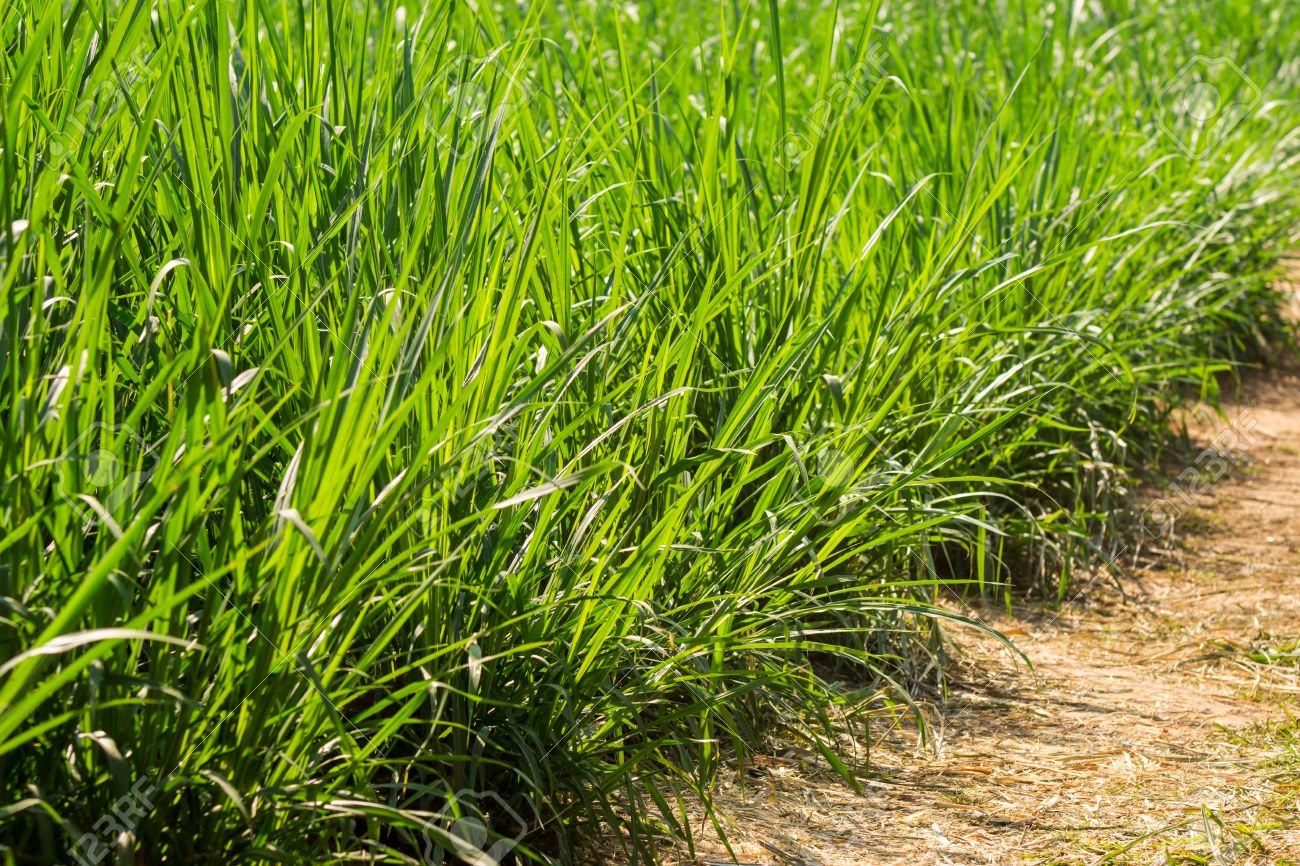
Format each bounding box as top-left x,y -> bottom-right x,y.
665,301 -> 1300,865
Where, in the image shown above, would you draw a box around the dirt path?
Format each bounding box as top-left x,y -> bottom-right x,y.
680,297 -> 1300,864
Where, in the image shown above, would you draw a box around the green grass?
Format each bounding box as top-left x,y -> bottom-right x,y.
1,0 -> 1298,862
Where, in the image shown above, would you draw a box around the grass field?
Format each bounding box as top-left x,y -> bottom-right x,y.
2,0 -> 1299,863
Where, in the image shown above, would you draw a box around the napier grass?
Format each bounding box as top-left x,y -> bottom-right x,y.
1,0 -> 1299,862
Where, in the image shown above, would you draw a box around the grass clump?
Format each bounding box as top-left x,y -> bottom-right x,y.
1,0 -> 1299,862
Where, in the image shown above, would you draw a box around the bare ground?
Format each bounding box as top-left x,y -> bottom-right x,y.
667,299 -> 1300,865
